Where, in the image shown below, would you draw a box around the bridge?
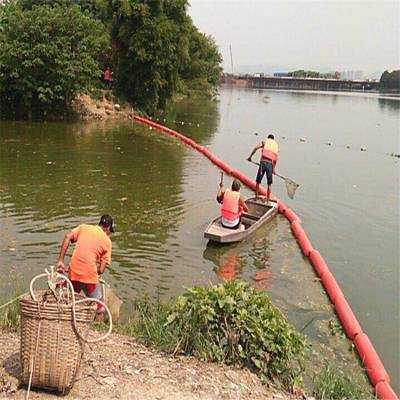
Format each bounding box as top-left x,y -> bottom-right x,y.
245,76 -> 380,91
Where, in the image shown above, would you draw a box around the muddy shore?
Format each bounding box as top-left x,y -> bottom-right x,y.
0,330 -> 293,400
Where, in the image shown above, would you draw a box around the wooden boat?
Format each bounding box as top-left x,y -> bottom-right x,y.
204,197 -> 278,243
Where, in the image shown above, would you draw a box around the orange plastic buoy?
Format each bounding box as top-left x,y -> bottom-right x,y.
375,381 -> 399,400
278,201 -> 287,214
321,270 -> 344,304
309,250 -> 329,278
285,207 -> 301,224
354,333 -> 391,386
334,296 -> 363,340
291,220 -> 313,256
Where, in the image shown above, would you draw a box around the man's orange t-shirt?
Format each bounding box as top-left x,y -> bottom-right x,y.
69,224 -> 112,284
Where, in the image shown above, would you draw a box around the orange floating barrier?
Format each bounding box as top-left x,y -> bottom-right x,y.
355,333 -> 391,386
284,207 -> 301,224
278,201 -> 287,214
183,138 -> 197,148
334,296 -> 363,340
213,159 -> 232,174
309,250 -> 329,278
321,270 -> 344,304
291,220 -> 313,256
375,381 -> 399,400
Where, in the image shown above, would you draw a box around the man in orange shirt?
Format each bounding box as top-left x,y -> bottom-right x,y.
57,215 -> 114,317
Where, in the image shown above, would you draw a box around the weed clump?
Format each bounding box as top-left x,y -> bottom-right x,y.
0,301 -> 20,331
123,280 -> 307,389
312,361 -> 374,400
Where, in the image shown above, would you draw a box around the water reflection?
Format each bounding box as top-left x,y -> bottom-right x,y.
160,97 -> 220,145
0,118 -> 218,300
378,97 -> 400,112
203,244 -> 244,281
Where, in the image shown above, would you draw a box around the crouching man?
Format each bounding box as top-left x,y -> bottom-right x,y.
57,214 -> 114,320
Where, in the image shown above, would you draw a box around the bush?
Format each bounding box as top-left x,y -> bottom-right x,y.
0,3 -> 109,119
123,281 -> 308,389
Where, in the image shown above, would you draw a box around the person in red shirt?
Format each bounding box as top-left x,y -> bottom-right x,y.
104,66 -> 111,89
57,215 -> 114,317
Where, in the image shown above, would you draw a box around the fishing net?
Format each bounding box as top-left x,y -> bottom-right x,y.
284,178 -> 299,199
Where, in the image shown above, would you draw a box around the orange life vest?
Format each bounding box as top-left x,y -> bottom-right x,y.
221,189 -> 241,221
261,138 -> 279,162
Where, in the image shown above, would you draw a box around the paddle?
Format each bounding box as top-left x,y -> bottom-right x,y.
219,171 -> 223,188
247,159 -> 299,199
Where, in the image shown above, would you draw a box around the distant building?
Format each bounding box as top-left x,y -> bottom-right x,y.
273,72 -> 288,77
340,70 -> 363,80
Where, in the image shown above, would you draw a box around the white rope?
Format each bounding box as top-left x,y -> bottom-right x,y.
29,267 -> 112,343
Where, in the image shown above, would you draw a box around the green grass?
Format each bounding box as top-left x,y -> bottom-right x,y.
312,361 -> 375,400
0,300 -> 20,331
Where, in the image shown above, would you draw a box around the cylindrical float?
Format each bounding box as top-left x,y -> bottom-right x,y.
213,159 -> 233,174
309,250 -> 329,278
291,220 -> 314,256
284,207 -> 301,224
334,296 -> 363,340
321,270 -> 344,304
375,381 -> 399,400
278,201 -> 287,214
354,333 -> 391,386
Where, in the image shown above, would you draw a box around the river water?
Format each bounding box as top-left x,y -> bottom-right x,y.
0,87 -> 399,390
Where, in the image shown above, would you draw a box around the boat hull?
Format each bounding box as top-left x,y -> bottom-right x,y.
204,198 -> 278,243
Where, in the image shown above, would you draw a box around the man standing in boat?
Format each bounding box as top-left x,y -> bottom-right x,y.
217,179 -> 249,229
247,133 -> 279,203
57,214 -> 114,319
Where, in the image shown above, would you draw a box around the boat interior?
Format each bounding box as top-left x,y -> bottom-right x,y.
240,199 -> 275,229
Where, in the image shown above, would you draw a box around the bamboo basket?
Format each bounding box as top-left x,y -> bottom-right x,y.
20,285 -> 97,393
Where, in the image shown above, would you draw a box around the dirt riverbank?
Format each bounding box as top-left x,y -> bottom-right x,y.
0,330 -> 294,400
74,91 -> 133,121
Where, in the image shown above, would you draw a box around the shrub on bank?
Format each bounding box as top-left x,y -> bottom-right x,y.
119,280 -> 307,389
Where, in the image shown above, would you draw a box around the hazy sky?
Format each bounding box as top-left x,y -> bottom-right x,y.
188,0 -> 400,74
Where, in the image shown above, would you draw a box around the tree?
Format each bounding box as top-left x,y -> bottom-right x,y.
179,22 -> 222,96
110,0 -> 192,114
0,3 -> 109,119
380,70 -> 400,90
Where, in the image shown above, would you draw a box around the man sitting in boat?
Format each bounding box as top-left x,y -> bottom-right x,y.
217,179 -> 249,229
247,133 -> 279,204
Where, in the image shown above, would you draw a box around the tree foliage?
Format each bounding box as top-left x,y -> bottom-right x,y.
0,0 -> 222,119
179,22 -> 222,96
0,2 -> 109,119
380,70 -> 400,90
287,70 -> 341,79
110,0 -> 222,113
110,0 -> 189,114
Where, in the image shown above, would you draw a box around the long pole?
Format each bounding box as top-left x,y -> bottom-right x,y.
229,44 -> 234,75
